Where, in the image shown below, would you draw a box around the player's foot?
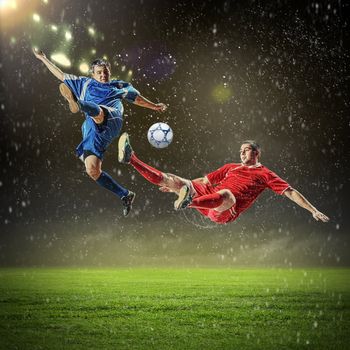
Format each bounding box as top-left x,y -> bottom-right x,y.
121,191 -> 135,217
174,185 -> 192,210
118,132 -> 133,164
59,83 -> 80,113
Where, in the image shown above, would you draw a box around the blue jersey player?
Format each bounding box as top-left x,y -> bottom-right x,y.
33,49 -> 167,216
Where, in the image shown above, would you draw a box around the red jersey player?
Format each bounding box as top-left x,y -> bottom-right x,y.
118,133 -> 329,224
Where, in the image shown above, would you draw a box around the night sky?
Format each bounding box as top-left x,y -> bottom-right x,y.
0,0 -> 349,266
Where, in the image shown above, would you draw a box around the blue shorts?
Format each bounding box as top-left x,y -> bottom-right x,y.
76,108 -> 123,160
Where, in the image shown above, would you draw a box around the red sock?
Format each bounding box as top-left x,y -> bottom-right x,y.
130,153 -> 163,185
190,193 -> 224,209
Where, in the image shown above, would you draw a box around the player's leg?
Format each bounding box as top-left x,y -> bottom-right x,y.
118,132 -> 189,193
118,130 -> 235,212
129,152 -> 189,193
59,83 -> 80,113
175,187 -> 235,212
59,83 -> 104,123
190,189 -> 236,212
78,100 -> 104,121
84,154 -> 135,216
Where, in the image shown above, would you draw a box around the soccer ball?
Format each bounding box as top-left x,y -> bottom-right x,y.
147,122 -> 173,149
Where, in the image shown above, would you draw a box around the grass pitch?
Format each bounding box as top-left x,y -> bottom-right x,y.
0,268 -> 349,349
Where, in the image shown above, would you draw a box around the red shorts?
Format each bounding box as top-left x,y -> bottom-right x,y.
190,181 -> 238,224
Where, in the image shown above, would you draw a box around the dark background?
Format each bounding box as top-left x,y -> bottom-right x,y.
0,0 -> 349,266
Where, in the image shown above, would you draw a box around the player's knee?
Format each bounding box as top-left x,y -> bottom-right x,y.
86,166 -> 101,180
219,189 -> 236,205
162,173 -> 174,186
92,108 -> 105,124
165,173 -> 186,190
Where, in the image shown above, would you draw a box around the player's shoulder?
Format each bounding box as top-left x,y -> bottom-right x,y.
255,164 -> 271,173
64,73 -> 89,81
257,165 -> 282,180
221,162 -> 241,172
110,79 -> 131,88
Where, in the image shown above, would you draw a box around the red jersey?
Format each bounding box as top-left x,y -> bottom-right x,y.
191,163 -> 291,223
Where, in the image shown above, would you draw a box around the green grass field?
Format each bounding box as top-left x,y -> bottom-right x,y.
0,268 -> 349,349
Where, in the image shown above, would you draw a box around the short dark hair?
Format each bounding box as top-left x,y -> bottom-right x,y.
90,58 -> 111,74
241,140 -> 261,154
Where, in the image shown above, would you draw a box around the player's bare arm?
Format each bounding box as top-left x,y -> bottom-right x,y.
133,95 -> 167,112
33,48 -> 64,81
283,188 -> 329,222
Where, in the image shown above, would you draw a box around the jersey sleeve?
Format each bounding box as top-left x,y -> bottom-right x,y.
112,80 -> 140,102
266,170 -> 291,195
206,164 -> 234,185
63,74 -> 89,99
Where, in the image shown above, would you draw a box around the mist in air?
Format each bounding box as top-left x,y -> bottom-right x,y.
0,0 -> 349,267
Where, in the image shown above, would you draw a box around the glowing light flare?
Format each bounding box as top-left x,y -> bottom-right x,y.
1,0 -> 39,28
88,27 -> 95,36
127,70 -> 133,76
51,24 -> 57,32
79,62 -> 89,74
211,84 -> 232,103
65,31 -> 72,41
32,13 -> 40,22
51,53 -> 71,67
0,0 -> 17,10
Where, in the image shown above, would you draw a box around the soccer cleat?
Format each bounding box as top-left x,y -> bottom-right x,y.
121,191 -> 136,217
59,83 -> 80,113
174,185 -> 192,210
118,132 -> 133,164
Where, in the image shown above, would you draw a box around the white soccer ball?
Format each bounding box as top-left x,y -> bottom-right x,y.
147,122 -> 173,149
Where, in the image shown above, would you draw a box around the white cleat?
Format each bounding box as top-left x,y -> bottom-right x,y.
174,185 -> 192,210
118,132 -> 133,164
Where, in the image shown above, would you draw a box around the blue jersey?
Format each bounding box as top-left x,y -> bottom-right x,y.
63,74 -> 140,159
63,74 -> 139,115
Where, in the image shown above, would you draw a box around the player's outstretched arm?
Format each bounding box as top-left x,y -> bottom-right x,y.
33,48 -> 64,81
133,95 -> 167,112
283,188 -> 329,222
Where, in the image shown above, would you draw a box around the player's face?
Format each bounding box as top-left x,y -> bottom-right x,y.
240,143 -> 258,165
92,65 -> 111,83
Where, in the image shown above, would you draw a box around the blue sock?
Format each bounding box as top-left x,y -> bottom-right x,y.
78,100 -> 101,117
96,171 -> 128,198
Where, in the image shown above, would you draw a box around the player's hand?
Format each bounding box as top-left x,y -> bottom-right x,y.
33,48 -> 46,60
312,210 -> 329,222
154,103 -> 167,112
